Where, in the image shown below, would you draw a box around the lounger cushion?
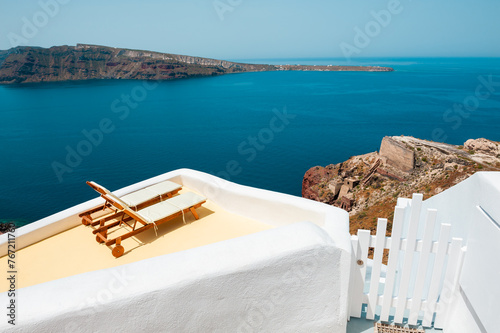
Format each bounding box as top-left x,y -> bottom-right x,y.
136,192 -> 206,223
120,181 -> 182,207
143,181 -> 182,196
103,192 -> 131,211
166,192 -> 205,210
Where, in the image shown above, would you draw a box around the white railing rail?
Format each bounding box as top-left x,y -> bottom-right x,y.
348,193 -> 466,328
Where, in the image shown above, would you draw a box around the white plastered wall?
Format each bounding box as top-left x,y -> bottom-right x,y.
0,169 -> 351,332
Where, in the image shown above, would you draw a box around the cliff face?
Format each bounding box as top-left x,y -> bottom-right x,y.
0,44 -> 393,84
0,49 -> 11,68
0,44 -> 257,84
302,136 -> 500,234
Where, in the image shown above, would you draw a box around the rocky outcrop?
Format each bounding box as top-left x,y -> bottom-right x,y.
379,136 -> 415,172
0,44 -> 394,84
464,138 -> 500,157
301,160 -> 366,208
302,135 -> 500,233
302,165 -> 340,203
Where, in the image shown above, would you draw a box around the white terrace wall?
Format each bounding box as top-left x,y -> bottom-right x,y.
1,222 -> 348,333
455,205 -> 500,333
0,169 -> 352,332
420,172 -> 500,242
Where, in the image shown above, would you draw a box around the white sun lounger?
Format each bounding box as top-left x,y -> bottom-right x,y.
89,190 -> 207,257
80,180 -> 182,226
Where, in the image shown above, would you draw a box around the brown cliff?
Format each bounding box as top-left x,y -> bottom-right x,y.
0,44 -> 394,84
302,136 -> 500,234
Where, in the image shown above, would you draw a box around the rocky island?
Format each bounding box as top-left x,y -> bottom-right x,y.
302,136 -> 500,235
0,44 -> 393,84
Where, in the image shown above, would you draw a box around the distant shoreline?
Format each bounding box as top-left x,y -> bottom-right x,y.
0,44 -> 393,85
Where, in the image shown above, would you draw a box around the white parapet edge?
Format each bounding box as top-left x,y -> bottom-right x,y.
0,168 -> 351,256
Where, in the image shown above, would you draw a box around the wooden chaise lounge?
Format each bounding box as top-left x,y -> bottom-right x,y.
87,189 -> 206,258
79,180 -> 182,226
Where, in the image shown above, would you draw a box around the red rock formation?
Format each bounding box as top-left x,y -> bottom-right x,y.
302,164 -> 340,202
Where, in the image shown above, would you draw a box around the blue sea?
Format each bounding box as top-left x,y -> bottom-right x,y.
1,58 -> 500,225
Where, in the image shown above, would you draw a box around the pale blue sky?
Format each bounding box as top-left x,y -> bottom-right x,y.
0,0 -> 499,60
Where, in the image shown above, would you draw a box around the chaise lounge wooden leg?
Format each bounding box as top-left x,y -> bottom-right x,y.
82,214 -> 92,226
189,207 -> 199,220
112,237 -> 124,258
96,229 -> 107,243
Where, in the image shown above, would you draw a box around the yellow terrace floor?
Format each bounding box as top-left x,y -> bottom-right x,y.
0,188 -> 272,292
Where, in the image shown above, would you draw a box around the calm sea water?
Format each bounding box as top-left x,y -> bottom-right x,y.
1,58 -> 500,225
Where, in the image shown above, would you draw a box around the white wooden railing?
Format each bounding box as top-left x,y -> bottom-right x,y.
348,193 -> 466,328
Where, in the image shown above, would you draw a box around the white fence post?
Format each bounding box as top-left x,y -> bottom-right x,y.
349,229 -> 371,318
367,218 -> 387,320
433,238 -> 464,328
422,223 -> 451,326
408,208 -> 437,325
379,205 -> 405,322
394,193 -> 423,323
